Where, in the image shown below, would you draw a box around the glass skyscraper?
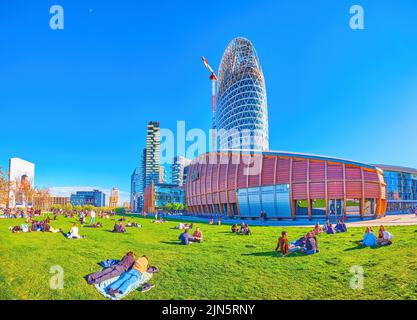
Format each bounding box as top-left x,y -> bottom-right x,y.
216,37 -> 269,151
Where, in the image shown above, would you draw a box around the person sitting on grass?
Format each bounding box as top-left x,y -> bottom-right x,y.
209,218 -> 214,225
66,223 -> 84,239
359,227 -> 377,247
302,232 -> 319,255
276,231 -> 301,257
231,224 -> 239,233
87,251 -> 136,285
313,223 -> 323,235
240,223 -> 252,235
179,229 -> 196,245
107,255 -> 149,298
377,226 -> 393,246
113,222 -> 126,233
192,227 -> 203,243
326,223 -> 335,234
335,220 -> 347,233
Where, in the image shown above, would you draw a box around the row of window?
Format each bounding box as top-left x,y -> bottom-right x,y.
294,198 -> 376,216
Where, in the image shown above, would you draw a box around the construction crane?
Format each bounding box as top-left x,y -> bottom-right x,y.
201,56 -> 217,151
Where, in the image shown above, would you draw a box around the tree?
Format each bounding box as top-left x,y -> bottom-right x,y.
0,166 -> 11,207
64,202 -> 73,212
164,202 -> 173,213
83,204 -> 94,212
33,188 -> 52,210
115,207 -> 125,215
74,205 -> 83,213
173,202 -> 183,212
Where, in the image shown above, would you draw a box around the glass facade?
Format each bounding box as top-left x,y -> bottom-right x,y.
154,184 -> 185,209
383,169 -> 417,214
70,190 -> 105,207
216,37 -> 269,151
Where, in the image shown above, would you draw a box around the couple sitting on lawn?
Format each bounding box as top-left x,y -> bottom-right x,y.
322,220 -> 347,234
86,252 -> 154,297
231,223 -> 252,235
179,227 -> 203,245
113,222 -> 126,233
359,226 -> 393,247
275,231 -> 319,257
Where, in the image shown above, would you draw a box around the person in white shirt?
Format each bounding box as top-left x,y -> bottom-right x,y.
90,210 -> 96,224
67,223 -> 82,239
378,229 -> 393,246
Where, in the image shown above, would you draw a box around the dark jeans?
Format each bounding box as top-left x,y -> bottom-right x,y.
87,265 -> 127,284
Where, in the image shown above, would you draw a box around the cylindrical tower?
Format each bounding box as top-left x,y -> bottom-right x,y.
216,37 -> 269,151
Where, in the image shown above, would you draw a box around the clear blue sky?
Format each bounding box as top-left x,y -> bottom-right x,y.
1,0 -> 417,201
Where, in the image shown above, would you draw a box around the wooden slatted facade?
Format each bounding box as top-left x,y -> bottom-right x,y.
186,151 -> 387,220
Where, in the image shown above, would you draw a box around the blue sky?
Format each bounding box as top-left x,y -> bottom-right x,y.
1,0 -> 417,203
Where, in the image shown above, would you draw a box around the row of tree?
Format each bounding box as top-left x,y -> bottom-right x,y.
162,202 -> 186,213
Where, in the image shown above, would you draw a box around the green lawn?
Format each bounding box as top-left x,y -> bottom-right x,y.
1,214 -> 417,300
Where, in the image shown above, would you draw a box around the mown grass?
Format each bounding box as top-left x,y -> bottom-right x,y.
0,214 -> 417,300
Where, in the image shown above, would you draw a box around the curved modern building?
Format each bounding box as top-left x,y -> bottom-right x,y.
186,151 -> 387,221
216,37 -> 269,151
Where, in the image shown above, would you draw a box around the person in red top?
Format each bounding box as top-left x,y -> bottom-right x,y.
192,227 -> 203,243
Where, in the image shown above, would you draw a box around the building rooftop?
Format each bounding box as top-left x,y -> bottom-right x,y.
372,164 -> 417,175
203,149 -> 381,170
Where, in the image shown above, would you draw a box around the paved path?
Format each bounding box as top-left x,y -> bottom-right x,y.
129,213 -> 417,228
344,214 -> 417,227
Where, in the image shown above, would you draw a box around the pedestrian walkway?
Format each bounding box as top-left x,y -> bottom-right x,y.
130,213 -> 417,228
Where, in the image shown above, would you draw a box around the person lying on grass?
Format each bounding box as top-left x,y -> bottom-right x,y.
90,222 -> 103,228
335,220 -> 347,233
358,227 -> 377,247
192,227 -> 203,243
66,223 -> 85,239
127,221 -> 141,227
87,251 -> 136,285
275,231 -> 302,257
377,225 -> 393,246
231,224 -> 239,233
106,255 -> 149,298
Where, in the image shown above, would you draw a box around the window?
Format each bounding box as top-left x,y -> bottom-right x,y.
364,198 -> 376,215
311,199 -> 326,216
295,200 -> 308,216
346,199 -> 361,216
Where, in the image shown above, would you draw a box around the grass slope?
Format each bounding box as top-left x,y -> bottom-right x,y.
0,215 -> 417,300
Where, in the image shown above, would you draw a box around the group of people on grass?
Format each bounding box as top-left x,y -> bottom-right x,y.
86,251 -> 155,296
231,222 -> 252,235
276,230 -> 320,257
275,221 -> 394,257
1,208 -> 42,219
359,226 -> 393,247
